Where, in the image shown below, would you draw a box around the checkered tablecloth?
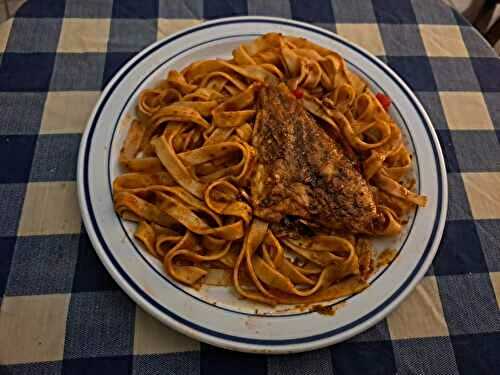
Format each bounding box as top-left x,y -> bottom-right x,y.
0,0 -> 499,374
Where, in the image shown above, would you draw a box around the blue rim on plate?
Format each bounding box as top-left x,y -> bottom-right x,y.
78,16 -> 447,352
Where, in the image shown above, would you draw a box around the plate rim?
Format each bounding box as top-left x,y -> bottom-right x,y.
77,16 -> 448,354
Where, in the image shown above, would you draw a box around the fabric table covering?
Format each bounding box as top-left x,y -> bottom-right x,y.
0,0 -> 499,374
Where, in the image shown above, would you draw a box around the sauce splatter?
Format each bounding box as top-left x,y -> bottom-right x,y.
376,248 -> 397,268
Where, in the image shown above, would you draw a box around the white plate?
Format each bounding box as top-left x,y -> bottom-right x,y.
77,16 -> 447,354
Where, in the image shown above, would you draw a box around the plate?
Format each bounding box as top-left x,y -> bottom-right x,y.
77,16 -> 447,354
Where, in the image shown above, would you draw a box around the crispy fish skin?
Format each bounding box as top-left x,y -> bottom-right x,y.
251,85 -> 377,233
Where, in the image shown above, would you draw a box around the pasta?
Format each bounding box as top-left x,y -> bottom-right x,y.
113,33 -> 427,306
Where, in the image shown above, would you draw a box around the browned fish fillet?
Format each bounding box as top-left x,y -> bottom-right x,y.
251,85 -> 377,233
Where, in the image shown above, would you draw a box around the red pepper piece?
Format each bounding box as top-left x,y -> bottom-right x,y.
292,88 -> 304,99
376,92 -> 391,111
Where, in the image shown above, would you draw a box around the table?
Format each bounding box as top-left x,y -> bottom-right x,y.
0,0 -> 499,374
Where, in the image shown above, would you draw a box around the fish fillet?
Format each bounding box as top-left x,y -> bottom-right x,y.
251,85 -> 377,233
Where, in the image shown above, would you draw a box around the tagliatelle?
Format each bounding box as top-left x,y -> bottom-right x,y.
113,33 -> 427,307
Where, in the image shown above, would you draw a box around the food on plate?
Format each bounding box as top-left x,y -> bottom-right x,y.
113,33 -> 427,306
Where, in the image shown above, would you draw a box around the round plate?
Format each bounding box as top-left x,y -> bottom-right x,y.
77,16 -> 447,354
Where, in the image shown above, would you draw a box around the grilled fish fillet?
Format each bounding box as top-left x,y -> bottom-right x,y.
251,85 -> 377,233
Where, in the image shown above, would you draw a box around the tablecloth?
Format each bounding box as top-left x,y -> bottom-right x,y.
0,0 -> 499,374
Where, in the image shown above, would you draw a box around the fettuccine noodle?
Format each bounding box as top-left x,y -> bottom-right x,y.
113,33 -> 427,306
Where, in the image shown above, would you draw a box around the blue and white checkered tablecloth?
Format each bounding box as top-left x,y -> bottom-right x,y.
0,0 -> 499,374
